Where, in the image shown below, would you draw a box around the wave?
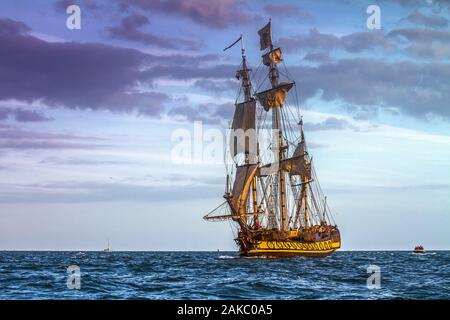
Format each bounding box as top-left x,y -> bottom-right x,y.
218,255 -> 237,259
0,251 -> 449,299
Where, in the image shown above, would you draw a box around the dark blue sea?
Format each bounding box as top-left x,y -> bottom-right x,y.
0,251 -> 448,300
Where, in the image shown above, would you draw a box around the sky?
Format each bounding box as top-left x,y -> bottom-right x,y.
0,0 -> 449,251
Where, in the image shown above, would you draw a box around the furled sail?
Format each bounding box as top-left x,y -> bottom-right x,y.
256,82 -> 294,111
230,99 -> 257,158
232,99 -> 256,131
281,157 -> 311,178
262,48 -> 283,66
230,164 -> 258,213
259,163 -> 279,176
281,140 -> 311,178
293,136 -> 306,158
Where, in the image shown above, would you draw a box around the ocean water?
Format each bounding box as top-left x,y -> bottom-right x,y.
0,251 -> 448,300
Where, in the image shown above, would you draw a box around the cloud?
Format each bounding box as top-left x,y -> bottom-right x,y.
53,0 -> 109,19
0,107 -> 53,122
403,10 -> 449,28
0,126 -> 107,150
145,56 -> 450,120
0,140 -> 102,150
278,29 -> 394,54
168,102 -> 233,124
385,0 -> 450,11
0,18 -> 163,114
263,4 -> 312,20
291,58 -> 450,119
303,52 -> 331,62
3,17 -> 449,123
39,157 -> 132,166
151,54 -> 450,120
279,27 -> 450,60
120,0 -> 252,29
147,60 -> 450,122
335,183 -> 450,192
304,117 -> 355,131
54,0 -> 101,11
387,28 -> 450,59
279,29 -> 339,52
0,178 -> 222,203
0,18 -> 30,35
388,28 -> 450,43
0,18 -> 228,116
306,142 -> 328,149
141,64 -> 235,82
108,14 -> 201,50
193,79 -> 238,93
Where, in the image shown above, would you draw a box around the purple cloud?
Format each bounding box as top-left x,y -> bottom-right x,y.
168,102 -> 233,124
388,28 -> 450,43
39,157 -> 131,166
0,18 -> 168,116
0,107 -> 53,122
279,27 -> 450,60
303,117 -> 355,131
0,18 -> 227,118
141,64 -> 235,82
302,52 -> 331,62
121,0 -> 252,28
279,29 -> 393,54
54,0 -> 100,11
291,59 -> 450,119
0,178 -> 222,203
0,17 -> 30,35
141,53 -> 450,120
403,10 -> 449,28
263,3 -> 312,20
388,28 -> 450,59
193,79 -> 238,94
108,14 -> 201,50
0,126 -> 107,150
384,0 -> 450,11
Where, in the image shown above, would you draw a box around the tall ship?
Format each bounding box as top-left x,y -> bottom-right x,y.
204,21 -> 341,257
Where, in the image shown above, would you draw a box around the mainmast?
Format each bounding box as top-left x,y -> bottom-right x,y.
299,118 -> 309,228
257,20 -> 289,236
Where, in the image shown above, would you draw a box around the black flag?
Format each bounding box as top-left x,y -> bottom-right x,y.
223,35 -> 242,51
258,21 -> 272,50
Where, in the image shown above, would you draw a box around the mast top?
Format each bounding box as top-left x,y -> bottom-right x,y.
223,35 -> 252,102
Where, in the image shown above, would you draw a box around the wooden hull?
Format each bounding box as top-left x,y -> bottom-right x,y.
240,239 -> 341,258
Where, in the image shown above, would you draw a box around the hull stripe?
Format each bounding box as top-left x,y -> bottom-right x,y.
247,249 -> 335,254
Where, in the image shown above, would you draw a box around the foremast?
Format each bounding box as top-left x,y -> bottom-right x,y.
223,35 -> 258,234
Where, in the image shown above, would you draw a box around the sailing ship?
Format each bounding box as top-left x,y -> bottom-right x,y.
103,239 -> 112,252
204,20 -> 341,257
